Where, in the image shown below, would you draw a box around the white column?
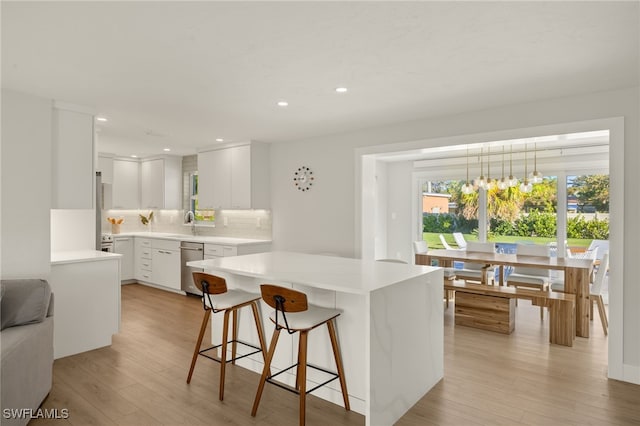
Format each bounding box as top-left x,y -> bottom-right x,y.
478,188 -> 488,242
557,173 -> 567,257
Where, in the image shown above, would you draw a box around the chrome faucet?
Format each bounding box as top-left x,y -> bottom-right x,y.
184,210 -> 196,235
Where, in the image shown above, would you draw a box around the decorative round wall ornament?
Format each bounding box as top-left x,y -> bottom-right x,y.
293,166 -> 314,191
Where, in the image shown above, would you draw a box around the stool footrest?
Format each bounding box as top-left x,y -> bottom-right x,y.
198,339 -> 262,364
266,362 -> 340,395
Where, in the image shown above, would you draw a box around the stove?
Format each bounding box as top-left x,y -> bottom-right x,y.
101,234 -> 114,252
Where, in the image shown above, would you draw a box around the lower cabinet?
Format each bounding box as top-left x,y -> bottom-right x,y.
151,246 -> 181,290
135,238 -> 153,282
133,236 -> 270,293
135,237 -> 180,291
114,236 -> 134,281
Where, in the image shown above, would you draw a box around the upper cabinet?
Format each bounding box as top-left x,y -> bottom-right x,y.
51,106 -> 94,209
112,158 -> 140,209
97,154 -> 113,184
103,155 -> 182,210
140,157 -> 182,209
198,142 -> 270,210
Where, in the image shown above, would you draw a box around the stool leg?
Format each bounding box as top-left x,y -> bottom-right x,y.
250,302 -> 270,374
187,308 -> 211,384
327,319 -> 350,411
231,309 -> 238,365
219,309 -> 231,401
252,328 -> 281,417
298,331 -> 308,426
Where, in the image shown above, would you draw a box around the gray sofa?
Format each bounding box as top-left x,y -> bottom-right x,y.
1,279 -> 54,426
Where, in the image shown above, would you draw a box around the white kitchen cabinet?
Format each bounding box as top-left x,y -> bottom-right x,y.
151,239 -> 181,290
97,154 -> 114,184
140,156 -> 182,209
198,148 -> 231,209
112,158 -> 140,209
114,236 -> 134,281
51,106 -> 94,209
197,142 -> 270,209
134,237 -> 153,282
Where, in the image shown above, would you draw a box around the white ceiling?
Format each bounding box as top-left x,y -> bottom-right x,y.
2,1 -> 638,158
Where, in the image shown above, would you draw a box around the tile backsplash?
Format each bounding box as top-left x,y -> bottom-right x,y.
102,209 -> 272,240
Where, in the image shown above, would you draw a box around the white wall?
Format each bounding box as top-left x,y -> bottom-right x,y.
51,209 -> 96,252
385,161 -> 413,263
270,86 -> 639,383
1,90 -> 52,279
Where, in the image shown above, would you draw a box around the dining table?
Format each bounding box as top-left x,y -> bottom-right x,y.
416,249 -> 595,338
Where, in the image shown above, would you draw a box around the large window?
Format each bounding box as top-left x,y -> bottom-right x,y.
186,172 -> 215,223
566,173 -> 610,251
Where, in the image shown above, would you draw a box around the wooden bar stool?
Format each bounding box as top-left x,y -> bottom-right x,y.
186,272 -> 268,401
251,284 -> 350,426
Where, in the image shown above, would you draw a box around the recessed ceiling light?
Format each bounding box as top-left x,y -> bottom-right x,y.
163,148 -> 171,152
131,155 -> 138,158
96,117 -> 108,122
277,101 -> 289,107
216,138 -> 224,142
335,87 -> 348,93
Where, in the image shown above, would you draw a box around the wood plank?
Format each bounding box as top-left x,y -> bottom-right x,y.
28,284 -> 640,426
455,292 -> 515,334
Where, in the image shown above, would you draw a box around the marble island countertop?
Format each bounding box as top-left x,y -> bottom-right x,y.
110,232 -> 271,246
187,251 -> 438,295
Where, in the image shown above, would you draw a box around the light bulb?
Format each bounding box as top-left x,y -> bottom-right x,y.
461,182 -> 475,195
486,178 -> 495,191
507,175 -> 519,187
497,178 -> 508,190
530,171 -> 543,184
476,175 -> 487,189
520,179 -> 532,193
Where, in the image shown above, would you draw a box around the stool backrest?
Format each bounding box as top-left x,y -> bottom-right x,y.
192,272 -> 227,295
261,284 -> 308,313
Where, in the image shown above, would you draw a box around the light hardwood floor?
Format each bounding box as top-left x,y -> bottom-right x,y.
31,284 -> 640,426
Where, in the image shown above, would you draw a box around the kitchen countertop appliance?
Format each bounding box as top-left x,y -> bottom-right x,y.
100,234 -> 114,252
181,241 -> 204,295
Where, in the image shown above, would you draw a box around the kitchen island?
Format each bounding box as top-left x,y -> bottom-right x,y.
188,251 -> 443,426
50,250 -> 121,359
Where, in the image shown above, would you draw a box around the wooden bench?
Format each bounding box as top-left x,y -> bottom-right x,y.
443,281 -> 576,347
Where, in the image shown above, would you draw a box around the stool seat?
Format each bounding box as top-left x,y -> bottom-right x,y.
187,272 -> 268,402
204,289 -> 261,311
269,306 -> 341,331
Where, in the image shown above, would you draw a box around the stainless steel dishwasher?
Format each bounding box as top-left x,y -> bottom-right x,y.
180,241 -> 204,295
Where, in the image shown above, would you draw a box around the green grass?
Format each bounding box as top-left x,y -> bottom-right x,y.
423,232 -> 592,250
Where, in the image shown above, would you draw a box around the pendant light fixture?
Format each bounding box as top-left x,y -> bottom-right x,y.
530,141 -> 543,184
486,145 -> 495,190
519,143 -> 533,193
461,146 -> 474,195
507,145 -> 518,187
497,146 -> 508,190
476,147 -> 487,190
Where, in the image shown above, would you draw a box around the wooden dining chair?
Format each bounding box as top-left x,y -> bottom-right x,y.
413,240 -> 456,307
454,241 -> 496,285
506,244 -> 550,320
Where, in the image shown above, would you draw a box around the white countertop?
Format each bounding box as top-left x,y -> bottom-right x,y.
187,251 -> 438,295
111,232 -> 271,246
51,250 -> 122,265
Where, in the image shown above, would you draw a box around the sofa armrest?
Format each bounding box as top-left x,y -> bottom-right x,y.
0,279 -> 52,330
